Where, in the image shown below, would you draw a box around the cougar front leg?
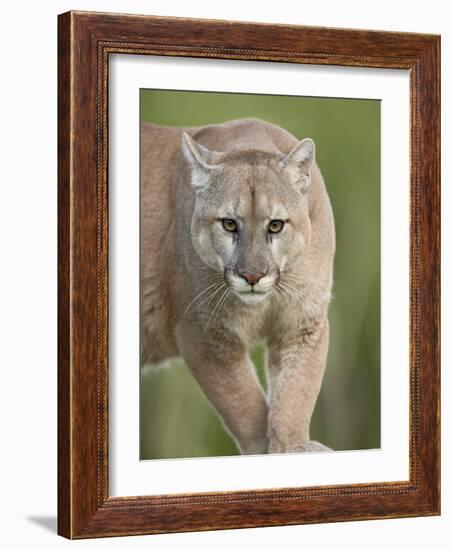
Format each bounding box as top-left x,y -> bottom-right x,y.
267,321 -> 330,454
177,331 -> 269,455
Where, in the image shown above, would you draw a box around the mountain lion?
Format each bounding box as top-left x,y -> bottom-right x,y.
141,118 -> 335,454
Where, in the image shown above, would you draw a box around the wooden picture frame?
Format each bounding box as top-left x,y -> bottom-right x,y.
58,10 -> 440,539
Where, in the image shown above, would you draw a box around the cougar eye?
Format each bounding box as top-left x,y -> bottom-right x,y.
268,220 -> 285,234
222,219 -> 237,233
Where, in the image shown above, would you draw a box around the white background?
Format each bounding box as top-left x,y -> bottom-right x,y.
0,1 -> 449,548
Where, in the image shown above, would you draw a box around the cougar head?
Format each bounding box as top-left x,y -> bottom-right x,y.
182,132 -> 314,305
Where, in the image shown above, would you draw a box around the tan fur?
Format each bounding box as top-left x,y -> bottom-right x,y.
141,118 -> 335,454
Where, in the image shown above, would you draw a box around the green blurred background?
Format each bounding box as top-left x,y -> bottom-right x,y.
140,89 -> 380,459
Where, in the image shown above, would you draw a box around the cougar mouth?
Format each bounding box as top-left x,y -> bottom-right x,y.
233,287 -> 270,304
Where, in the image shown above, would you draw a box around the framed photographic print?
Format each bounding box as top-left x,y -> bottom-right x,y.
58,11 -> 440,538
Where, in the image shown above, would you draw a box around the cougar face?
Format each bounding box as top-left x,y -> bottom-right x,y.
183,133 -> 315,305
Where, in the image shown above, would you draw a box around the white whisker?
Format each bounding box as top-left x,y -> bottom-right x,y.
212,288 -> 231,324
182,281 -> 223,317
274,285 -> 290,307
206,287 -> 230,328
193,283 -> 226,312
281,274 -> 306,291
198,272 -> 224,282
280,281 -> 305,300
271,288 -> 283,305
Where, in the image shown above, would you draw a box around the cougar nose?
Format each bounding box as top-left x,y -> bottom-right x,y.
240,271 -> 265,285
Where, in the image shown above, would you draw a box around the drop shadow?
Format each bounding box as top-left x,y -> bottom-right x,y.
26,515 -> 57,533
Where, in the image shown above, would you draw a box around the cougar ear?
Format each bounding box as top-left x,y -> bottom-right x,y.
281,138 -> 315,192
182,133 -> 221,187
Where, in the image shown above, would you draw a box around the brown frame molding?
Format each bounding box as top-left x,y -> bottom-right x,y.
58,10 -> 440,538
